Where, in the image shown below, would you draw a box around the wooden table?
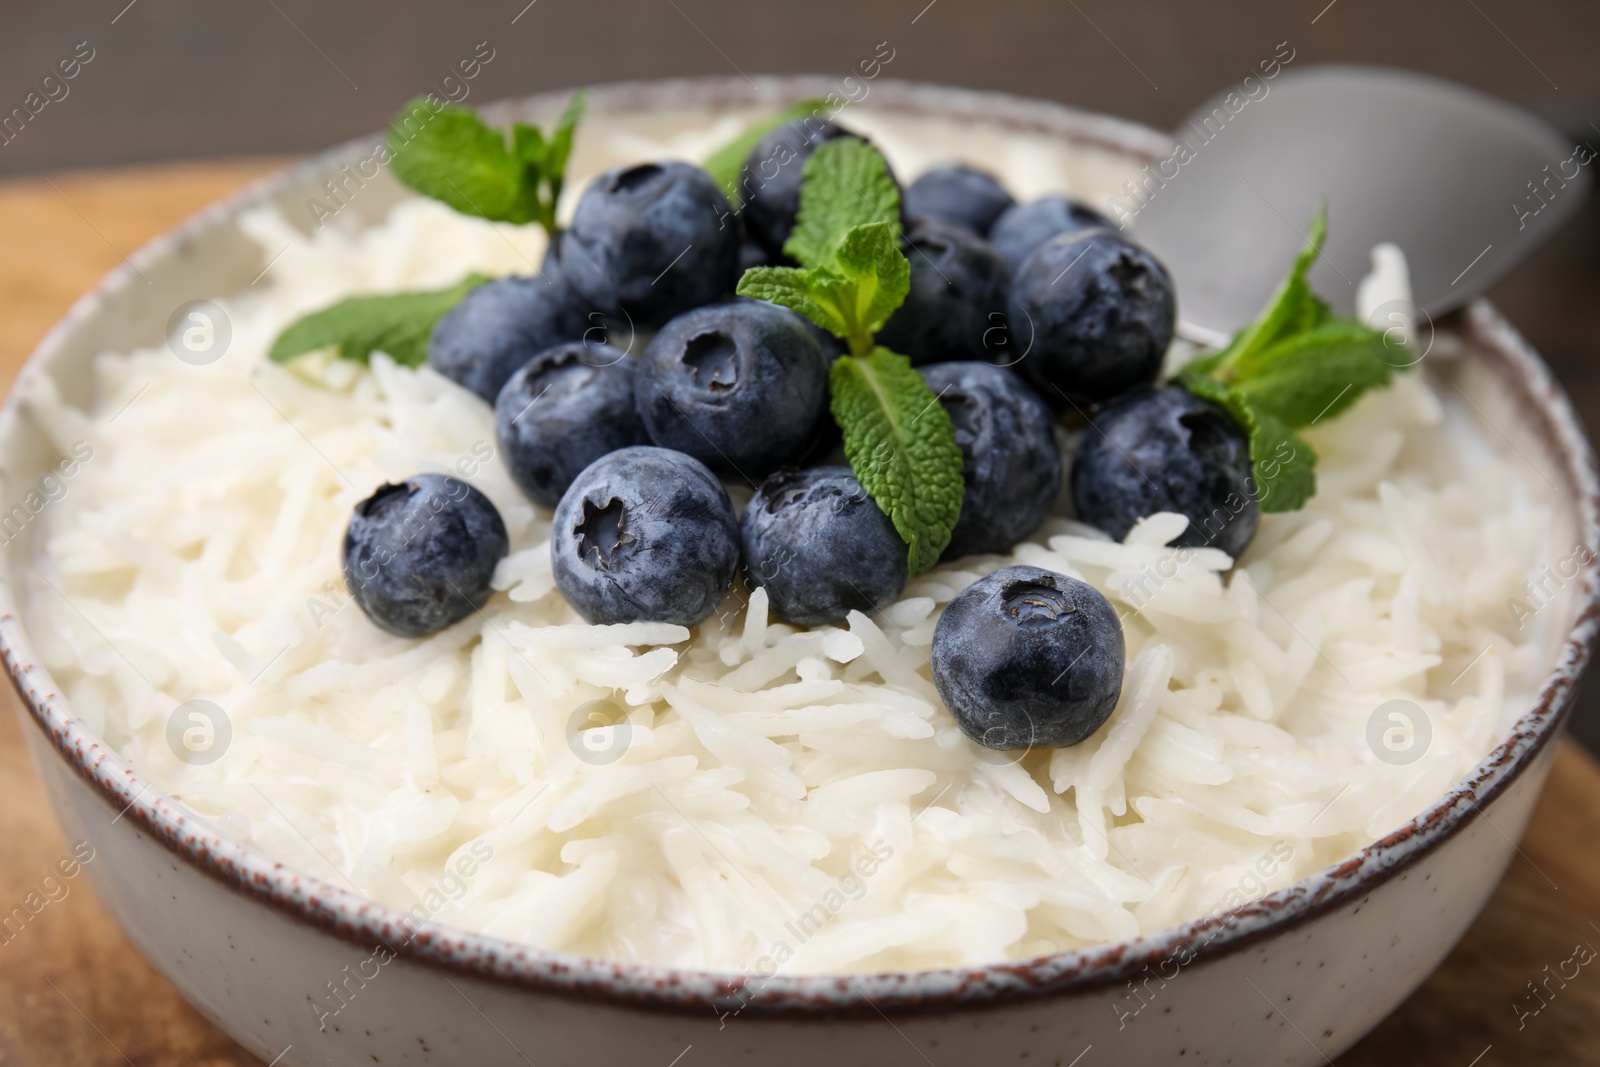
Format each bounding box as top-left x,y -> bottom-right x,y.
1,162 -> 1598,1066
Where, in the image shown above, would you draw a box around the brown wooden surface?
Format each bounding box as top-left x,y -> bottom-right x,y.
0,163 -> 1597,1066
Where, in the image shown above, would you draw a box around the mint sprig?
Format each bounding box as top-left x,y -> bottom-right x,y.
702,99 -> 826,207
1175,206 -> 1401,512
737,139 -> 907,356
268,273 -> 488,367
739,221 -> 908,354
272,94 -> 584,373
388,91 -> 585,234
736,138 -> 962,574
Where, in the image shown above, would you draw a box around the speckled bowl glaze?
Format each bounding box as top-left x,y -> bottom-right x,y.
3,77 -> 1597,1067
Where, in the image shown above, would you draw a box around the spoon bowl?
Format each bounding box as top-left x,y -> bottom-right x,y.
1130,64 -> 1591,337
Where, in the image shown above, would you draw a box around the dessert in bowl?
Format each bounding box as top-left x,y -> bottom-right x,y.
2,77 -> 1595,1066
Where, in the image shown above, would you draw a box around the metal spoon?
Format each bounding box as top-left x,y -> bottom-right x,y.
1126,64 -> 1592,340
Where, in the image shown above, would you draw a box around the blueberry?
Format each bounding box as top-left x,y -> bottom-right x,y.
740,467 -> 908,626
904,165 -> 1015,236
635,299 -> 829,479
1072,386 -> 1257,559
560,162 -> 740,327
343,474 -> 510,638
1008,229 -> 1175,408
739,237 -> 775,272
878,218 -> 1012,366
551,446 -> 740,626
494,342 -> 649,509
919,363 -> 1061,560
989,196 -> 1113,273
429,275 -> 589,402
541,230 -> 563,279
729,206 -> 776,272
931,565 -> 1124,749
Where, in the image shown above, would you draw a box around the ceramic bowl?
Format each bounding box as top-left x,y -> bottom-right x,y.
3,77 -> 1596,1067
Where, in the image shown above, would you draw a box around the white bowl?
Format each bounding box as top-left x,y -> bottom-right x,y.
4,77 -> 1597,1066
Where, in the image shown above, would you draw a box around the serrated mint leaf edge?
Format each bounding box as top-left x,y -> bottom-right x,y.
737,222 -> 911,356
831,222 -> 911,341
783,138 -> 903,270
736,266 -> 849,338
387,101 -> 533,224
387,93 -> 584,233
829,347 -> 964,574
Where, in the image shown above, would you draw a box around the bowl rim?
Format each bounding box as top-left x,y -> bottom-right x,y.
3,74 -> 1598,1020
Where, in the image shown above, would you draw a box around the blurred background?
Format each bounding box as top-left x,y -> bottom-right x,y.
0,0 -> 1597,756
2,0 -> 1598,174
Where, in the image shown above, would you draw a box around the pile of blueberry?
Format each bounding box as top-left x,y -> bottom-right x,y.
342,113 -> 1234,751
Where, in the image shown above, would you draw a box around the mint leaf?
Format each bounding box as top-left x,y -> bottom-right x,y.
1231,318 -> 1394,428
513,89 -> 586,229
547,89 -> 587,185
737,266 -> 849,337
702,99 -> 826,206
830,347 -> 964,574
389,100 -> 537,224
1179,373 -> 1316,514
387,93 -> 584,233
1210,206 -> 1333,380
783,138 -> 903,268
268,274 -> 489,368
832,222 -> 911,336
735,222 -> 908,353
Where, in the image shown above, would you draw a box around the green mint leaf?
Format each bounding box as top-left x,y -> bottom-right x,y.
387,92 -> 584,233
1179,373 -> 1316,514
1231,318 -> 1394,428
702,99 -> 826,206
831,222 -> 911,340
268,273 -> 489,368
543,89 -> 587,210
783,138 -> 903,269
736,222 -> 910,355
510,123 -> 554,229
736,266 -> 849,337
511,89 -> 587,229
830,347 -> 964,574
389,99 -> 538,224
1211,205 -> 1333,380
511,122 -> 546,168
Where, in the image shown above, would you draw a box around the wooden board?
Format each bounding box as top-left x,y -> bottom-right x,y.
1,163 -> 1598,1066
